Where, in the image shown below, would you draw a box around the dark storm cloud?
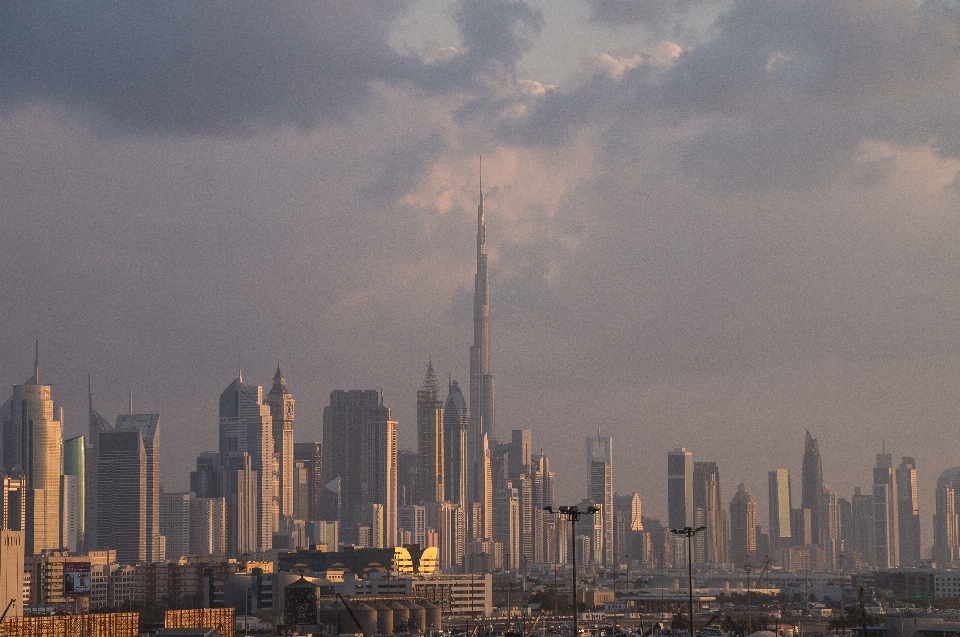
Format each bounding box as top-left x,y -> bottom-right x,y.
0,2 -> 418,134
0,0 -> 543,135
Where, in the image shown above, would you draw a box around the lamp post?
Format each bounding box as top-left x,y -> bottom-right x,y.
670,525 -> 706,637
545,505 -> 599,637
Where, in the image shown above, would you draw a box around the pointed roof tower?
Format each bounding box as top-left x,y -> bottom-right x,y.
270,363 -> 287,395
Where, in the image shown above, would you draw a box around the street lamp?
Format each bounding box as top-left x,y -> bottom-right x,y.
545,505 -> 599,637
670,525 -> 706,637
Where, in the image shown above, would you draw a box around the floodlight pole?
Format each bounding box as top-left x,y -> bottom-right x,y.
671,525 -> 706,637
545,505 -> 599,637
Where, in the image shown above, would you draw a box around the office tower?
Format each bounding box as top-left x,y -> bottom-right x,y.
668,448 -> 693,529
366,398 -> 398,547
477,434 -> 493,540
116,413 -> 161,562
397,449 -> 419,507
443,380 -> 468,506
729,483 -> 756,568
219,373 -> 276,553
265,365 -> 295,520
86,377 -> 111,552
614,492 -> 643,566
190,451 -> 221,498
399,504 -> 427,547
494,483 -> 520,570
850,486 -> 876,566
426,501 -> 467,570
934,467 -> 960,565
510,430 -> 532,481
190,495 -> 226,557
1,347 -> 62,555
897,456 -> 921,567
873,451 -> 899,568
293,442 -> 321,521
161,492 -> 193,560
62,435 -> 85,552
693,461 -> 724,564
532,451 -> 554,564
791,507 -> 812,546
768,469 -> 793,552
97,426 -> 147,563
822,485 -> 841,570
417,363 -> 444,503
469,177 -> 495,540
586,433 -> 613,566
517,473 -> 534,566
801,431 -> 824,547
321,389 -> 378,532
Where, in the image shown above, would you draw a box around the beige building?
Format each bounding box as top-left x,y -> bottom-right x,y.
0,530 -> 24,617
1,349 -> 62,555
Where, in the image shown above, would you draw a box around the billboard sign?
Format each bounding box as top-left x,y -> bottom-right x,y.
64,561 -> 91,597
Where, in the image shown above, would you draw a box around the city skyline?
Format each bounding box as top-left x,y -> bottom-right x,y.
6,1 -> 960,550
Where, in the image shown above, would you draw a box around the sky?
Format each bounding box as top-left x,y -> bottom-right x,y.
4,0 -> 960,552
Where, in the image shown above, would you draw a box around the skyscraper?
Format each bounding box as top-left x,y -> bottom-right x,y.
417,362 -> 444,504
1,347 -> 62,555
768,469 -> 793,554
116,413 -> 161,562
801,431 -> 824,547
265,365 -> 295,520
896,456 -> 921,567
667,448 -> 693,529
873,451 -> 899,568
693,461 -> 724,564
62,435 -> 85,552
667,448 -> 693,567
587,433 -> 613,565
86,376 -> 112,550
219,373 -> 276,554
293,442 -> 322,521
443,380 -> 468,506
933,467 -> 960,565
365,397 -> 398,547
97,425 -> 147,563
469,175 -> 495,540
322,390 -> 377,529
729,483 -> 756,568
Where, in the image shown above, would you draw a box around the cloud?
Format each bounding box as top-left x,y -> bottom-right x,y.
0,0 -> 545,135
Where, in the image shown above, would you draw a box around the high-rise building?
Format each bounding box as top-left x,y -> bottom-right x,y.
896,456 -> 921,567
693,461 -> 724,564
62,435 -> 85,552
293,442 -> 321,521
219,373 -> 276,554
469,177 -> 495,540
443,381 -> 468,506
768,469 -> 793,553
934,467 -> 960,565
1,347 -> 62,555
801,431 -> 824,547
667,448 -> 693,531
417,363 -> 444,504
850,486 -> 875,566
265,365 -> 295,520
85,377 -> 112,552
822,485 -> 841,570
729,483 -> 756,568
97,426 -> 147,563
494,483 -> 520,570
873,451 -> 899,568
365,398 -> 398,547
667,448 -> 693,567
531,451 -> 554,564
116,413 -> 161,562
321,389 -> 378,532
587,434 -> 613,566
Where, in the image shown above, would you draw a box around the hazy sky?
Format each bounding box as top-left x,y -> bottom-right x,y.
4,0 -> 960,549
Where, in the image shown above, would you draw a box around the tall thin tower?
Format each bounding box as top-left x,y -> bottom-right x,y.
801,430 -> 824,547
469,164 -> 495,539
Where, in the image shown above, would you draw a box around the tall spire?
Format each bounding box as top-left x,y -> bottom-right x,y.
469,157 -> 496,538
32,340 -> 39,384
